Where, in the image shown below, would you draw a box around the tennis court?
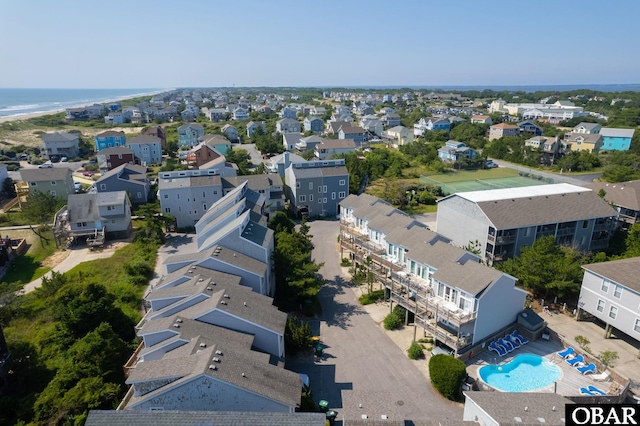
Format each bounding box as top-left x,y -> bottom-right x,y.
420,169 -> 554,195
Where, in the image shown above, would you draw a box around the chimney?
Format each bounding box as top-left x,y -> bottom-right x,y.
284,151 -> 290,169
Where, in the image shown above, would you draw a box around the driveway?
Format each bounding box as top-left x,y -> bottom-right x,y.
287,220 -> 462,423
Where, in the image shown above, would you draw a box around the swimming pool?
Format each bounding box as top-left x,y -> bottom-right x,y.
479,353 -> 561,392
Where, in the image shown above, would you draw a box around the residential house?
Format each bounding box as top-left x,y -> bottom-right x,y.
96,146 -> 140,171
208,108 -> 228,122
19,167 -> 75,199
585,180 -> 640,226
86,411 -> 325,425
95,164 -> 150,205
353,104 -> 374,116
65,104 -> 104,120
359,116 -> 383,137
566,133 -> 603,154
314,138 -> 356,160
413,117 -> 451,137
232,107 -> 249,121
246,121 -> 266,138
285,159 -> 349,217
463,392 -> 573,426
66,191 -> 132,240
158,169 -> 224,228
281,133 -> 300,151
338,125 -> 367,145
278,107 -> 297,119
104,112 -> 125,124
303,116 -> 324,134
40,132 -> 80,160
381,113 -> 401,128
127,135 -> 163,165
438,140 -> 478,162
310,106 -> 326,116
517,120 -> 542,136
197,134 -> 232,156
525,136 -> 565,165
599,128 -> 635,151
339,193 -> 527,354
268,151 -> 306,177
178,124 -> 205,148
221,124 -> 240,143
382,126 -> 414,148
327,120 -> 351,136
276,118 -> 300,134
295,135 -> 323,153
470,115 -> 492,125
334,105 -> 351,116
436,184 -> 618,264
488,123 -> 519,140
577,257 -> 640,345
180,110 -> 196,122
141,126 -> 166,147
573,122 -> 602,134
95,130 -> 127,152
222,174 -> 285,217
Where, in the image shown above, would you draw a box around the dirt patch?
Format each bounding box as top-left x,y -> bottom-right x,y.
41,249 -> 71,268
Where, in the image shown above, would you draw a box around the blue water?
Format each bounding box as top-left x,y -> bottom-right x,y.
0,88 -> 170,119
479,353 -> 561,392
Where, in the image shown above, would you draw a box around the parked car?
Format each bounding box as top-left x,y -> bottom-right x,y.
38,162 -> 53,168
83,171 -> 94,177
61,156 -> 68,162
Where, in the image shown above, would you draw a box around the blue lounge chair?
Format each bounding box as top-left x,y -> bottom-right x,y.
557,347 -> 575,359
587,385 -> 606,395
577,363 -> 597,375
498,337 -> 514,352
512,330 -> 529,345
488,341 -> 507,357
505,334 -> 521,349
580,387 -> 594,395
566,354 -> 584,366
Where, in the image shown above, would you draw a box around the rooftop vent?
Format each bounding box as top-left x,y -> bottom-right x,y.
206,287 -> 212,291
215,350 -> 222,355
199,343 -> 206,348
537,418 -> 545,423
244,302 -> 247,307
198,278 -> 204,282
176,318 -> 183,323
173,323 -> 180,328
212,357 -> 220,362
224,294 -> 230,299
209,364 -> 217,370
220,301 -> 227,305
242,373 -> 246,377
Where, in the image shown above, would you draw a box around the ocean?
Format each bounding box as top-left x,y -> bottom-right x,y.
0,88 -> 169,119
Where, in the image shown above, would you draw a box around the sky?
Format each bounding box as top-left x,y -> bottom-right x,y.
1,0 -> 639,89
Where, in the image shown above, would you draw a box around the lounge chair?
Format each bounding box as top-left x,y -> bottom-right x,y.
591,370 -> 611,382
587,385 -> 606,396
566,354 -> 584,366
488,341 -> 507,357
577,363 -> 597,375
505,334 -> 521,349
557,347 -> 575,359
580,387 -> 594,395
497,337 -> 514,352
512,330 -> 529,345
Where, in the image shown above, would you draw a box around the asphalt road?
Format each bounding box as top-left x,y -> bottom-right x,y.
287,220 -> 462,423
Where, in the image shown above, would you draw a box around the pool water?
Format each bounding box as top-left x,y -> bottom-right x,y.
479,353 -> 561,392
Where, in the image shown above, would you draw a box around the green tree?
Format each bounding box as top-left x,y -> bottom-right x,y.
429,354 -> 466,401
624,224 -> 640,257
267,211 -> 295,234
22,190 -> 65,246
225,147 -> 252,175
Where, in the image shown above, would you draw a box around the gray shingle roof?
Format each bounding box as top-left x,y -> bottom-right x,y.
20,167 -> 72,182
97,163 -> 148,185
86,410 -> 326,426
95,130 -> 125,138
159,174 -> 222,189
41,132 -> 78,143
599,127 -> 635,138
67,192 -> 128,222
475,191 -> 617,229
463,391 -> 573,425
582,256 -> 640,293
97,146 -> 134,156
317,138 -> 356,149
128,135 -> 161,145
585,180 -> 640,211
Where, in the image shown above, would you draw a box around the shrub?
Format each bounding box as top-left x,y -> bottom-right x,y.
340,258 -> 351,267
407,341 -> 424,360
429,354 -> 466,401
383,312 -> 402,330
575,335 -> 591,353
359,289 -> 385,305
599,350 -> 619,368
285,317 -> 314,356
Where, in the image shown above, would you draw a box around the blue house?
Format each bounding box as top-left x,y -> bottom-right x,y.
438,140 -> 478,162
304,116 -> 324,134
518,120 -> 542,136
599,128 -> 635,151
338,125 -> 367,145
95,130 -> 127,152
178,124 -> 204,148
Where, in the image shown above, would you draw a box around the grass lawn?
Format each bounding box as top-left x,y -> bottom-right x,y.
403,204 -> 438,215
2,228 -> 57,284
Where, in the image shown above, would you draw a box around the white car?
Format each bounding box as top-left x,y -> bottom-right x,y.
38,162 -> 53,168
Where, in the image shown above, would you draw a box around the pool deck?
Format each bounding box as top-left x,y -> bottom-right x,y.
467,338 -> 621,397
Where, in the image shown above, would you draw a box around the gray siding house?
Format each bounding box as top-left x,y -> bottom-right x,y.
436,184 -> 618,264
67,191 -> 132,239
276,118 -> 301,134
158,170 -> 223,228
285,159 -> 349,217
95,164 -> 150,205
20,167 -> 75,199
578,257 -> 640,344
40,132 -> 80,160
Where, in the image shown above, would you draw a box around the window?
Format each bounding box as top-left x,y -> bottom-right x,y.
100,184 -> 106,190
30,182 -> 37,186
332,192 -> 336,200
596,299 -> 605,312
309,182 -> 313,190
339,179 -> 346,186
339,191 -> 346,198
523,227 -> 531,238
50,190 -> 56,196
309,194 -> 313,202
601,280 -> 610,293
318,198 -> 322,203
137,192 -> 142,199
609,305 -> 618,320
296,182 -> 300,188
76,222 -> 87,227
635,318 -> 640,334
582,220 -> 589,229
177,194 -> 180,199
614,285 -> 622,298
51,181 -> 56,185
323,185 -> 328,193
107,205 -> 114,210
299,195 -> 306,202
213,190 -> 218,195
318,187 -> 322,193
203,192 -> 206,197
323,198 -> 327,203
118,154 -> 122,159
163,194 -> 168,199
164,207 -> 171,213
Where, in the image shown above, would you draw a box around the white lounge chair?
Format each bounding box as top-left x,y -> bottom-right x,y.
591,370 -> 611,382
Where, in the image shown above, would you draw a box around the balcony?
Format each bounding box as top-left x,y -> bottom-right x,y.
123,340 -> 145,378
496,234 -> 516,244
557,226 -> 576,236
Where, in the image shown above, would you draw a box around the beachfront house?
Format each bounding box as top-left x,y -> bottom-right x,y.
599,128 -> 635,151
95,130 -> 127,151
126,135 -> 162,165
40,132 -> 79,161
577,257 -> 640,346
